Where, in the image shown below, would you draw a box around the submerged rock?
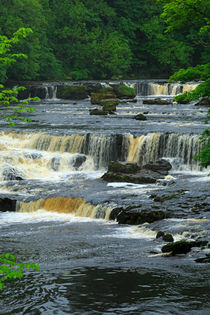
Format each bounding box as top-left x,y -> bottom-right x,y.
89,109 -> 108,115
134,113 -> 147,120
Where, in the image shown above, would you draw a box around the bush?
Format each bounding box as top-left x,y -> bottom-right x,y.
174,79 -> 210,103
169,63 -> 210,83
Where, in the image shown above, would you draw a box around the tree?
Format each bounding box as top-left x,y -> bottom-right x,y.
0,28 -> 38,126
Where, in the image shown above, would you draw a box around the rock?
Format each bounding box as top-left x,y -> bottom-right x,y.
195,254 -> 210,263
154,194 -> 177,202
116,210 -> 166,225
163,233 -> 174,242
156,231 -> 165,239
17,87 -> 30,100
142,159 -> 172,176
134,113 -> 147,121
0,198 -> 16,212
102,160 -> 172,184
51,157 -> 60,171
162,240 -> 192,255
195,97 -> 210,107
72,154 -> 86,169
107,161 -> 140,174
91,92 -> 116,105
101,99 -> 119,111
113,85 -> 136,99
57,85 -> 88,100
83,83 -> 103,94
3,167 -> 24,181
143,98 -> 172,105
89,109 -> 108,115
30,86 -> 47,99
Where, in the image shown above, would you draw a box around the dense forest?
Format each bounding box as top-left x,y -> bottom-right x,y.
0,0 -> 209,81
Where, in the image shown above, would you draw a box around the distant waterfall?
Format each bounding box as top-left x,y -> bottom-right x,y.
17,197 -> 112,220
135,81 -> 199,96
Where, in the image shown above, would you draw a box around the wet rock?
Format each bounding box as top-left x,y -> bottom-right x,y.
0,198 -> 16,212
51,157 -> 60,171
30,86 -> 47,99
3,167 -> 24,181
102,160 -> 172,184
143,98 -> 172,105
154,193 -> 177,203
107,161 -> 140,174
162,240 -> 193,255
101,99 -> 119,111
195,97 -> 210,107
17,87 -> 30,100
156,231 -> 165,239
117,210 -> 166,225
134,113 -> 147,121
57,85 -> 88,100
72,154 -> 87,170
89,109 -> 108,115
195,254 -> 210,263
163,233 -> 174,242
142,159 -> 172,176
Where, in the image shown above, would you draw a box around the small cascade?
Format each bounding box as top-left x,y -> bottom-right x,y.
17,197 -> 112,220
126,133 -> 203,171
135,81 -> 199,96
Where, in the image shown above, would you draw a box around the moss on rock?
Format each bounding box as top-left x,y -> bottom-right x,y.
57,85 -> 88,100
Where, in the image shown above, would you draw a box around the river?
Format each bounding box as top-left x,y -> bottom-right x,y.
0,80 -> 209,314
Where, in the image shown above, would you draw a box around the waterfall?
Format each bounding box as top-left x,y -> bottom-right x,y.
0,131 -> 204,174
17,197 -> 112,220
135,81 -> 199,96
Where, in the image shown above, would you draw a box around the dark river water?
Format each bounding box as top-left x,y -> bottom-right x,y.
0,84 -> 209,314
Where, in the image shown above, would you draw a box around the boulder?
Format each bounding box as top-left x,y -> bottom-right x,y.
134,113 -> 147,121
142,159 -> 172,176
162,240 -> 192,255
72,154 -> 87,169
116,209 -> 166,225
57,85 -> 88,100
0,198 -> 16,212
101,99 -> 119,111
113,85 -> 136,99
51,157 -> 60,171
162,233 -> 174,242
107,161 -> 140,174
143,98 -> 172,105
195,97 -> 210,107
3,167 -> 24,181
156,231 -> 165,239
90,92 -> 116,105
102,160 -> 172,184
89,109 -> 108,115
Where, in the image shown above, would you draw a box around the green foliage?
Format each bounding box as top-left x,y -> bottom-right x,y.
0,253 -> 40,290
169,63 -> 210,83
117,86 -> 135,97
174,79 -> 210,103
0,28 -> 38,125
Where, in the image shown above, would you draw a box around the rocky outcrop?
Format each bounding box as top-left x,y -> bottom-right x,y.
143,98 -> 172,105
116,209 -> 166,225
195,97 -> 210,107
102,159 -> 172,184
90,91 -> 116,105
57,85 -> 88,99
162,240 -> 192,255
3,167 -> 24,181
0,198 -> 16,212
